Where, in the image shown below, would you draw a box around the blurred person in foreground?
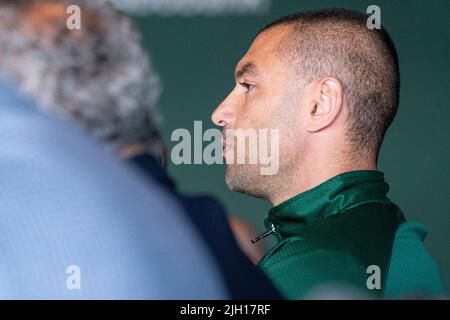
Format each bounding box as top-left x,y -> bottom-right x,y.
211,8 -> 444,299
0,0 -> 277,299
0,78 -> 227,299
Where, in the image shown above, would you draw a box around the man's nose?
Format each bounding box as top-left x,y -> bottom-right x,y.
211,97 -> 235,128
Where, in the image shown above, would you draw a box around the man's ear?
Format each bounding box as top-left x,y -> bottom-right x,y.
305,77 -> 344,133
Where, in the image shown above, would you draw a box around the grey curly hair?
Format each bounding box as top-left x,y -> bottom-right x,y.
0,0 -> 163,156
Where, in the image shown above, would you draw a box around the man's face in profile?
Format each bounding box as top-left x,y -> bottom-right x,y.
212,25 -> 303,199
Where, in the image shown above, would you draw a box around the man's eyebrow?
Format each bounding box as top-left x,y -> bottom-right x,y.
234,62 -> 257,79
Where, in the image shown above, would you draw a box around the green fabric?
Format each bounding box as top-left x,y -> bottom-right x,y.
384,222 -> 443,298
258,170 -> 443,299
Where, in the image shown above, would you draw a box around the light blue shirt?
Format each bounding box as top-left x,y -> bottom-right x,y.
0,80 -> 227,299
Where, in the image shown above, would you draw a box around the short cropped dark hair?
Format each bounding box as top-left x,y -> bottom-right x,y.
261,8 -> 400,157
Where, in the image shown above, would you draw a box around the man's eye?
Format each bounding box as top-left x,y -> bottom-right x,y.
240,82 -> 255,92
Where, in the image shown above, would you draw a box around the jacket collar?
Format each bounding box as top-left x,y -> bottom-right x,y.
264,170 -> 391,241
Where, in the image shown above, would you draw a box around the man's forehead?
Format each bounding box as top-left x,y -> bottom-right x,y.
234,24 -> 292,78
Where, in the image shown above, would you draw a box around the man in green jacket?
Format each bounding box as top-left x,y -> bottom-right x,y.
211,8 -> 443,299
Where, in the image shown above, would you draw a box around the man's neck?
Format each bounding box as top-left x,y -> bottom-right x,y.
269,159 -> 377,206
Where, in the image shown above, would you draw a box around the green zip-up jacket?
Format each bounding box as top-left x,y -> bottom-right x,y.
258,170 -> 443,299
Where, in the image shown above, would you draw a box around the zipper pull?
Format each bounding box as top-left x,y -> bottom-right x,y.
251,223 -> 276,244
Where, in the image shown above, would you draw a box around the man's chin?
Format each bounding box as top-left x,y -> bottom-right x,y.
225,167 -> 267,200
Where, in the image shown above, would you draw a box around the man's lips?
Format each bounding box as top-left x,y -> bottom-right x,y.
222,143 -> 232,152
221,136 -> 229,147
221,137 -> 232,157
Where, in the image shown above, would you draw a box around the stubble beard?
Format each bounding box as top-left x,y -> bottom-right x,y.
225,163 -> 271,200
